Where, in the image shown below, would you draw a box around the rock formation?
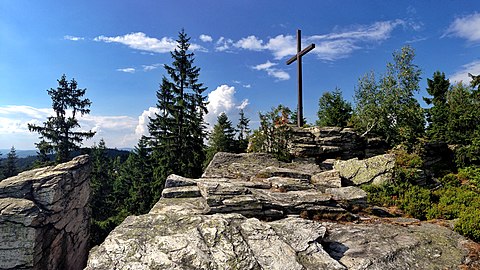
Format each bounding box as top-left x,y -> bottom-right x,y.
0,155 -> 91,270
86,152 -> 477,269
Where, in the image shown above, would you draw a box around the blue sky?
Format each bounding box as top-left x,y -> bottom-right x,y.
1,1 -> 479,149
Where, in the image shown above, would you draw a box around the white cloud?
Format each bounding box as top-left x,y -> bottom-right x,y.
253,61 -> 277,70
142,63 -> 162,71
205,85 -> 248,127
237,99 -> 249,110
95,32 -> 205,53
64,35 -> 84,41
215,37 -> 234,52
450,60 -> 480,83
235,35 -> 265,51
252,61 -> 290,81
135,107 -> 160,137
226,20 -> 405,61
0,105 -> 140,149
199,34 -> 213,42
444,13 -> 480,42
243,84 -> 251,88
117,67 -> 136,73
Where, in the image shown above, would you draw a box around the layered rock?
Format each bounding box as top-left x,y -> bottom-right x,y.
0,155 -> 91,270
86,152 -> 477,269
288,126 -> 389,162
334,154 -> 396,186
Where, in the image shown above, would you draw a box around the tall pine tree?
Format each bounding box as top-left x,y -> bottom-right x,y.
423,71 -> 450,142
205,113 -> 237,167
28,74 -> 95,163
148,29 -> 208,200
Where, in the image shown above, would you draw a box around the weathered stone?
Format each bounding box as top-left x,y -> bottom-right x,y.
264,176 -> 312,191
164,174 -> 197,188
334,154 -> 396,186
325,186 -> 367,207
161,185 -> 202,198
255,166 -> 312,180
0,155 -> 91,270
321,220 -> 471,269
312,170 -> 342,189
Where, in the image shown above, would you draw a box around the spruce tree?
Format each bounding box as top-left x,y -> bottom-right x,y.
423,71 -> 450,142
316,88 -> 352,127
148,29 -> 208,200
205,113 -> 237,164
28,74 -> 95,163
237,109 -> 251,152
4,146 -> 18,178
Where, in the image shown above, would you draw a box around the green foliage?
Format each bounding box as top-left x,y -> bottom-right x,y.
28,74 -> 95,163
455,209 -> 480,242
400,185 -> 431,220
249,105 -> 292,162
148,29 -> 208,200
316,88 -> 352,127
205,113 -> 237,167
237,109 -> 251,152
353,46 -> 425,147
3,146 -> 18,178
424,71 -> 450,142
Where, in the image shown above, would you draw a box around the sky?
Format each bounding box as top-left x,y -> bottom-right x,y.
1,1 -> 479,150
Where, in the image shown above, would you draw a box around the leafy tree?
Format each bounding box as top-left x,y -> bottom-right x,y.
316,87 -> 352,127
3,146 -> 18,178
28,74 -> 95,163
237,109 -> 251,152
353,46 -> 425,147
249,105 -> 292,162
205,113 -> 237,166
423,71 -> 450,142
148,29 -> 208,201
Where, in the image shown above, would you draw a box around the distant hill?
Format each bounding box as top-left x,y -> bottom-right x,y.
0,148 -> 131,174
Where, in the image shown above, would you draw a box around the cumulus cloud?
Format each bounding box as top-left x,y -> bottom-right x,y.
444,13 -> 480,42
135,107 -> 160,137
94,32 -> 205,53
235,35 -> 265,51
204,85 -> 249,127
0,105 -> 140,149
215,37 -> 234,52
117,67 -> 136,73
450,60 -> 480,83
252,61 -> 290,81
199,34 -> 213,42
64,35 -> 84,41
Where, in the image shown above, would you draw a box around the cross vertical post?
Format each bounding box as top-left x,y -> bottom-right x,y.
286,29 -> 315,127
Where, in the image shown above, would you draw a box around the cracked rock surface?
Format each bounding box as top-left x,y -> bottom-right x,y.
0,155 -> 91,270
86,152 -> 475,269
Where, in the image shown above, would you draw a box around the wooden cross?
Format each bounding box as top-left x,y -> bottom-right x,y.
286,29 -> 315,127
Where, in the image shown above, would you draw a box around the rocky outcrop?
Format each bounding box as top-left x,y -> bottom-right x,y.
288,126 -> 389,162
334,154 -> 396,186
86,152 -> 478,269
0,155 -> 91,270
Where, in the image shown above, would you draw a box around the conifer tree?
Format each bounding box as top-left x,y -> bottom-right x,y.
205,113 -> 237,166
316,88 -> 352,127
28,74 -> 95,163
148,29 -> 208,200
424,71 -> 450,142
237,109 -> 251,152
4,146 -> 18,178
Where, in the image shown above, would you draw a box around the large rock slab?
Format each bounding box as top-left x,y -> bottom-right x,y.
0,155 -> 91,270
334,154 -> 396,186
86,199 -> 343,270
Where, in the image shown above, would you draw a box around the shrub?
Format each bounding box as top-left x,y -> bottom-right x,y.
400,185 -> 431,220
455,207 -> 480,242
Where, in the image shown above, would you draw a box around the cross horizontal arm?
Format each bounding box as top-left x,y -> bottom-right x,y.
286,44 -> 316,65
